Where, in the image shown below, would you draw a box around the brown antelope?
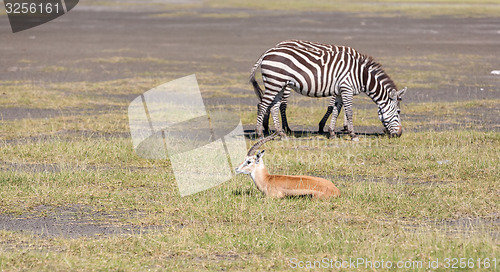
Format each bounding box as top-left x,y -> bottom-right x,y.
235,132 -> 341,199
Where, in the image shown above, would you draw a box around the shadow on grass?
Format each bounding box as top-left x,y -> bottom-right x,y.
243,128 -> 386,140
231,188 -> 255,196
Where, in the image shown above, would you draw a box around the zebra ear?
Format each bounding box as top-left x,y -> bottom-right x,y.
397,87 -> 407,99
389,89 -> 398,100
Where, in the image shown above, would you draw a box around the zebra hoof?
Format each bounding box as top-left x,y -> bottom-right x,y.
351,136 -> 359,142
318,125 -> 325,134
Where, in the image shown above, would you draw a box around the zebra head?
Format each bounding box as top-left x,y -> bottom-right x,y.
378,87 -> 407,137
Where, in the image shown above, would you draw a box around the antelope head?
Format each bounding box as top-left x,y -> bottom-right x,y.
235,150 -> 265,175
235,132 -> 278,175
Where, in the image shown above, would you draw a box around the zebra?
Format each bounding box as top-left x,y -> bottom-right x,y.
250,40 -> 407,140
261,40 -> 353,134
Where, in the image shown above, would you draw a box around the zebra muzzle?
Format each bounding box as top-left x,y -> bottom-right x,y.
389,125 -> 403,138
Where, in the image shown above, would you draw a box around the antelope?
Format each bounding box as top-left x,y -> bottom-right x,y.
235,132 -> 341,199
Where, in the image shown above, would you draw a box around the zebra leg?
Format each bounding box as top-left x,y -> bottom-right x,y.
256,103 -> 267,138
319,96 -> 335,133
263,110 -> 270,135
258,80 -> 289,138
279,103 -> 292,134
327,95 -> 343,139
340,90 -> 359,141
342,111 -> 348,132
318,106 -> 333,134
279,89 -> 292,134
271,102 -> 286,137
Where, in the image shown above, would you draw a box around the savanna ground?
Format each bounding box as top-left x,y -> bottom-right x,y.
0,0 -> 499,271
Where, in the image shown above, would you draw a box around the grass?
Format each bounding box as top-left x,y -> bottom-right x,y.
380,54 -> 499,90
1,4 -> 500,269
0,99 -> 498,270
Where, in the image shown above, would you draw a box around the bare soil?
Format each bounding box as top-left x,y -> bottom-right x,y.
0,205 -> 163,239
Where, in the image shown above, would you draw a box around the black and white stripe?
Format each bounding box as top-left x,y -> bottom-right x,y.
250,40 -> 407,139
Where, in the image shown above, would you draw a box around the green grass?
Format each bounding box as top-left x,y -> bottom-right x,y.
1,7 -> 500,268
0,109 -> 498,270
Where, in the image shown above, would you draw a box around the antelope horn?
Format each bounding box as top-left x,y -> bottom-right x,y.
247,131 -> 279,156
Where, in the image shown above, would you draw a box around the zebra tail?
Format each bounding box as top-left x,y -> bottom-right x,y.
249,50 -> 268,102
250,75 -> 263,102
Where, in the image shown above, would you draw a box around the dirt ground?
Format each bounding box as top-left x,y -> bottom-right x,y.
2,6 -> 500,97
0,4 -> 499,237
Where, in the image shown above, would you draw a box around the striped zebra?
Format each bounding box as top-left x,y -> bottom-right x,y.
250,40 -> 407,140
261,40 -> 352,134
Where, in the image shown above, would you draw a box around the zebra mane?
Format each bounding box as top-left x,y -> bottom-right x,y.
362,55 -> 397,92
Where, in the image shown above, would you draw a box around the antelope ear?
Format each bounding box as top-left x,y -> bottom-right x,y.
256,150 -> 265,158
397,87 -> 407,98
255,150 -> 265,163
